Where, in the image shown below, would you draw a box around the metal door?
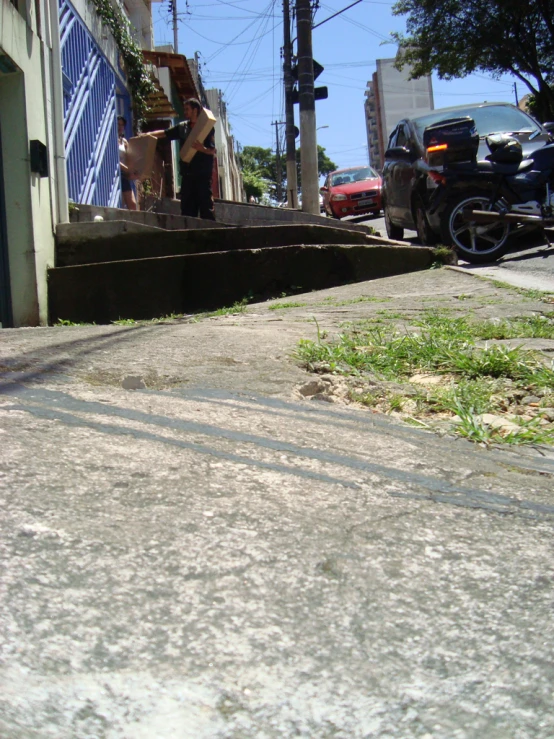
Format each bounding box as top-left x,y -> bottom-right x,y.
59,0 -> 121,206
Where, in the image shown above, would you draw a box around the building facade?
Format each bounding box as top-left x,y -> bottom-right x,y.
0,0 -> 156,326
365,55 -> 434,170
0,0 -> 63,326
205,89 -> 245,203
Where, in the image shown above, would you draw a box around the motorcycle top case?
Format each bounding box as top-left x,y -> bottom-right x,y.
423,116 -> 479,168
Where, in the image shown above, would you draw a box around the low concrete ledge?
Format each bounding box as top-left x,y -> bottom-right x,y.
48,244 -> 436,324
57,220 -> 164,247
69,205 -> 228,231
155,197 -> 376,235
56,223 -> 380,267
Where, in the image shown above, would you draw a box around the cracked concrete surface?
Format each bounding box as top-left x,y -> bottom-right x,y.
1,269 -> 554,738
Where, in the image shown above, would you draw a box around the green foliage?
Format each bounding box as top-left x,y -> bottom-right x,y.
295,145 -> 338,189
392,0 -> 554,121
90,0 -> 155,124
268,301 -> 307,310
240,144 -> 337,200
241,168 -> 269,200
297,311 -> 554,446
206,299 -> 250,317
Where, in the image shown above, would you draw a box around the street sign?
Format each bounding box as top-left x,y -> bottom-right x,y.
291,59 -> 324,82
290,87 -> 328,105
313,60 -> 324,81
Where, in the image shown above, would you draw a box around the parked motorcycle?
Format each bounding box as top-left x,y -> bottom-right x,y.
421,116 -> 554,263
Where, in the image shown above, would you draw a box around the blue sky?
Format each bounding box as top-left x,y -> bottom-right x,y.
152,0 -> 521,170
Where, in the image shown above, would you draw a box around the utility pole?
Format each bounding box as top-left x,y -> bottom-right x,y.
172,0 -> 178,53
514,82 -> 519,107
273,121 -> 284,203
296,0 -> 319,215
283,0 -> 299,208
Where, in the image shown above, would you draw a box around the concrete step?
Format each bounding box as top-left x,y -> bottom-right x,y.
48,243 -> 436,324
55,223 -> 394,267
69,204 -> 228,231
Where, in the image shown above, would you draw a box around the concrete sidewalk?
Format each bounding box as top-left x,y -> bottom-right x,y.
1,268 -> 554,738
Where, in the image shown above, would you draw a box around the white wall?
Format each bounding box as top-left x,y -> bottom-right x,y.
206,88 -> 244,202
0,0 -> 56,325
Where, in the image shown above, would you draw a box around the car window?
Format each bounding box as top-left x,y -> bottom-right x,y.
395,125 -> 408,148
388,128 -> 398,149
331,167 -> 379,186
412,104 -> 541,139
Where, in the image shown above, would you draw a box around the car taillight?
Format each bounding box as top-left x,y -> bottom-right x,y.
427,144 -> 448,153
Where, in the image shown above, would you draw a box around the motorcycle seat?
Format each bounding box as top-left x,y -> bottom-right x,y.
479,158 -> 534,174
446,159 -> 534,175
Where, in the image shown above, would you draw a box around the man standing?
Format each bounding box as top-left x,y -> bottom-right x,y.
146,98 -> 216,220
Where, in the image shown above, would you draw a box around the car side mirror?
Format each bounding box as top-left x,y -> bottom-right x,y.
384,146 -> 413,161
543,122 -> 554,133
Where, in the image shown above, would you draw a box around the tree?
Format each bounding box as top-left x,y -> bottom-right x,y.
241,169 -> 269,201
392,0 -> 554,121
295,146 -> 338,189
239,146 -> 275,200
240,144 -> 337,199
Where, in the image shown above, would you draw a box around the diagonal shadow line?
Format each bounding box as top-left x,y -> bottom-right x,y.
157,386 -> 442,446
5,385 -> 554,516
0,324 -> 158,386
5,402 -> 361,489
157,386 -> 554,474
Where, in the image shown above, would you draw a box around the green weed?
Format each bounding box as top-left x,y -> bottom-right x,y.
297,311 -> 554,446
207,299 -> 249,317
268,301 -> 307,310
54,318 -> 96,326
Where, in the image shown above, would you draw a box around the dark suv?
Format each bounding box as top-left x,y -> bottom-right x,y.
382,102 -> 550,245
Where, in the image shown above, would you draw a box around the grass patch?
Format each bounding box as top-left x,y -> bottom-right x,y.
268,301 -> 307,310
297,311 -> 554,446
329,296 -> 391,307
206,299 -> 249,317
375,310 -> 410,320
54,318 -> 96,326
490,280 -> 554,302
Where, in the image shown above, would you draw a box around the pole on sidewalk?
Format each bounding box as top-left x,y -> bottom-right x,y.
273,121 -> 284,203
283,0 -> 299,209
296,0 -> 319,215
171,0 -> 178,53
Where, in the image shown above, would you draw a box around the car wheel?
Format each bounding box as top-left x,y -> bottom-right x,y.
414,197 -> 438,246
384,206 -> 404,240
440,194 -> 510,263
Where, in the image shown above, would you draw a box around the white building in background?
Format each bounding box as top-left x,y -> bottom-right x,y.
205,88 -> 245,202
364,55 -> 434,170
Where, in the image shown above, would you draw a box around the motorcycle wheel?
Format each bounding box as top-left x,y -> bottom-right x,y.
440,194 -> 510,263
414,197 -> 438,246
384,206 -> 404,241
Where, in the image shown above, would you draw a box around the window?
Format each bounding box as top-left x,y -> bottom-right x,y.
395,125 -> 408,148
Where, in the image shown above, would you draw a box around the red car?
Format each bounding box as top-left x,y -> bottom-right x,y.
320,166 -> 382,219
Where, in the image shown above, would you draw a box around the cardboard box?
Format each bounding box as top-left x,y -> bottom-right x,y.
180,108 -> 217,163
127,134 -> 158,180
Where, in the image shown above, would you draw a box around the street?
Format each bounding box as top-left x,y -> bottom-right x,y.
353,213 -> 554,290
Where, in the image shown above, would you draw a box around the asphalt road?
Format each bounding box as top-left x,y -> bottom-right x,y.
344,212 -> 554,289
